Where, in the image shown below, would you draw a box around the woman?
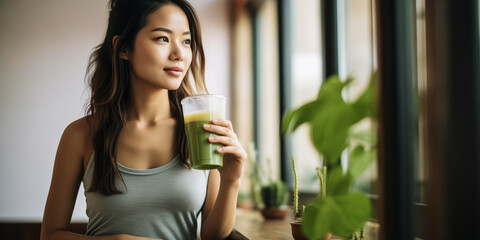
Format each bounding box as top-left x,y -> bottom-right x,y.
40,0 -> 246,239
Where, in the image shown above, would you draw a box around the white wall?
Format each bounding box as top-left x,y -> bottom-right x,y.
0,0 -> 230,222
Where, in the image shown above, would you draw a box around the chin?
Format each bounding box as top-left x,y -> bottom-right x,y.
163,81 -> 183,91
148,76 -> 183,90
166,85 -> 182,91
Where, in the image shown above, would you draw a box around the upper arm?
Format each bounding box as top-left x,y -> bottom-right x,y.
201,169 -> 220,225
40,118 -> 91,239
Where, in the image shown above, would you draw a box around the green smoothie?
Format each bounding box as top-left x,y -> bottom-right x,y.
184,111 -> 225,169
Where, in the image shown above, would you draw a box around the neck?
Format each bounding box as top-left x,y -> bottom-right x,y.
128,82 -> 172,126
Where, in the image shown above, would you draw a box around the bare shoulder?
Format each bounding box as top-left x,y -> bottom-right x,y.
62,117 -> 92,145
60,117 -> 94,168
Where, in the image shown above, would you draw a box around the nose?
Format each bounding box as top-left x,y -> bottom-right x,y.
169,42 -> 185,61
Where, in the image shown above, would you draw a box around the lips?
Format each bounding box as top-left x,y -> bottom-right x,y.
164,66 -> 183,77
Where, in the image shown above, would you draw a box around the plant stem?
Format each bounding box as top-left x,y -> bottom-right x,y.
317,166 -> 327,201
291,156 -> 299,218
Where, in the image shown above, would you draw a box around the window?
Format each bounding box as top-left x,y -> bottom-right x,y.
415,0 -> 427,205
241,0 -> 480,238
341,0 -> 377,195
253,0 -> 281,180
287,0 -> 323,192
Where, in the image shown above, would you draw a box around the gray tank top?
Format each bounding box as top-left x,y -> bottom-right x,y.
82,153 -> 209,240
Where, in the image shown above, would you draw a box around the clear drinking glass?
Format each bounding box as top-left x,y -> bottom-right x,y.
181,94 -> 226,170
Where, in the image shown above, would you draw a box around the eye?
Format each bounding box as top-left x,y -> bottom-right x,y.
183,39 -> 191,45
156,36 -> 168,42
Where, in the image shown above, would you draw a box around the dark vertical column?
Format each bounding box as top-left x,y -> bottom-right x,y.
444,0 -> 480,237
425,0 -> 480,238
424,1 -> 448,239
277,0 -> 293,186
321,0 -> 339,79
375,0 -> 416,239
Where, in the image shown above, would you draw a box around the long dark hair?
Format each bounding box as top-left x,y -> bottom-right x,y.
85,0 -> 207,195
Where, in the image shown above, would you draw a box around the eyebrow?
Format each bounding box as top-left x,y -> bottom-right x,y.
151,27 -> 191,35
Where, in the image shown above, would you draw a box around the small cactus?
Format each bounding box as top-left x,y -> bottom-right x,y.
317,166 -> 327,202
261,180 -> 287,208
292,156 -> 301,220
292,157 -> 326,220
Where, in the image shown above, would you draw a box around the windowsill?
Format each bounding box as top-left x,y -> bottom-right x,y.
234,208 -> 380,240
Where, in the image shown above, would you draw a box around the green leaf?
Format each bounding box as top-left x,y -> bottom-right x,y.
283,73 -> 377,167
317,75 -> 351,102
310,122 -> 347,166
329,193 -> 372,237
326,166 -> 353,196
302,201 -> 331,239
348,145 -> 376,178
307,77 -> 367,165
351,72 -> 377,120
302,193 -> 372,239
310,103 -> 354,165
281,100 -> 322,135
280,109 -> 296,135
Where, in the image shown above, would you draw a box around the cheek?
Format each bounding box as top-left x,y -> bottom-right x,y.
185,50 -> 193,67
131,46 -> 167,71
148,49 -> 168,66
139,44 -> 166,63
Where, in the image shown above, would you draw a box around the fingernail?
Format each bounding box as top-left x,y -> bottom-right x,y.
203,124 -> 210,128
217,148 -> 223,153
212,119 -> 218,123
209,136 -> 215,141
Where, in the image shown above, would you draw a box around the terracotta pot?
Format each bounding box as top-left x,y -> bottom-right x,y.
290,221 -> 308,240
260,207 -> 288,219
290,220 -> 332,240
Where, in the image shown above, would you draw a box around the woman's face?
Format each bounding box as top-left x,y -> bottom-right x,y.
127,4 -> 193,90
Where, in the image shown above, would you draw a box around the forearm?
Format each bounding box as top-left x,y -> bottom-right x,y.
44,230 -> 116,240
44,230 -> 156,240
201,180 -> 240,240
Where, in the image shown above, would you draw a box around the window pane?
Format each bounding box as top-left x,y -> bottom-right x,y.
415,0 -> 427,204
256,0 -> 280,180
290,0 -> 322,192
342,0 -> 377,195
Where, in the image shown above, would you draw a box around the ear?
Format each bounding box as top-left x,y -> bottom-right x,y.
112,35 -> 129,60
119,49 -> 129,60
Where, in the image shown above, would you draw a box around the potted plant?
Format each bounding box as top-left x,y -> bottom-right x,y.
259,177 -> 289,219
290,156 -> 332,240
247,144 -> 289,219
282,73 -> 377,240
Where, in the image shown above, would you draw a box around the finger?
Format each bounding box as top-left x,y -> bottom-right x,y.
203,124 -> 236,138
217,146 -> 247,160
208,136 -> 239,147
211,118 -> 234,131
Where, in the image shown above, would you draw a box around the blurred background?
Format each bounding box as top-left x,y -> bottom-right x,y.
1,0 -> 479,239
